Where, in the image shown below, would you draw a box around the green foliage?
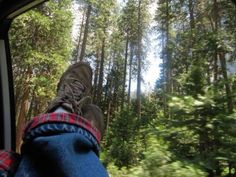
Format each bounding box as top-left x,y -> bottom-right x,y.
10,0 -> 73,117
140,137 -> 207,177
164,88 -> 236,174
153,0 -> 236,176
104,92 -> 208,176
105,107 -> 141,167
106,135 -> 207,177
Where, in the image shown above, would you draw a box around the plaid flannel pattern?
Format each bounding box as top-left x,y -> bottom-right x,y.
24,112 -> 101,144
0,150 -> 20,177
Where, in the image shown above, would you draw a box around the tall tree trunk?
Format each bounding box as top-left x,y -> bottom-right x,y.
14,85 -> 23,122
213,52 -> 218,95
79,4 -> 91,61
128,43 -> 133,108
76,10 -> 86,61
219,53 -> 233,113
106,72 -> 114,135
163,0 -> 171,117
213,0 -> 219,90
188,0 -> 195,57
188,0 -> 195,31
26,86 -> 36,120
166,0 -> 171,94
93,48 -> 100,103
97,36 -> 106,105
136,0 -> 142,119
213,0 -> 233,113
16,87 -> 29,152
104,57 -> 113,104
160,24 -> 167,115
213,53 -> 218,83
121,37 -> 129,109
113,72 -> 119,112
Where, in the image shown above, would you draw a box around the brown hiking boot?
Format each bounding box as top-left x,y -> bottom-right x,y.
46,62 -> 93,115
81,104 -> 105,137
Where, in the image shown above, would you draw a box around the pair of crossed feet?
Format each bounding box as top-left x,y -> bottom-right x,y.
46,62 -> 104,137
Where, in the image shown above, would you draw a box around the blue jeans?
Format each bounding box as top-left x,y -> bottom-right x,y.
13,113 -> 109,177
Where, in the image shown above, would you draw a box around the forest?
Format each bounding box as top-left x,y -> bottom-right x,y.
9,0 -> 236,176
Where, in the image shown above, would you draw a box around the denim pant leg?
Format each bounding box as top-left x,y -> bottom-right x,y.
15,133 -> 108,177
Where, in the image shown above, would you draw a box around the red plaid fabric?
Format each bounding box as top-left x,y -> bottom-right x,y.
24,113 -> 101,143
0,150 -> 20,176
